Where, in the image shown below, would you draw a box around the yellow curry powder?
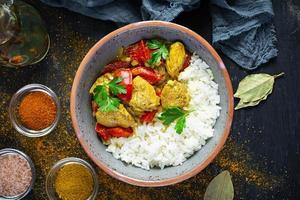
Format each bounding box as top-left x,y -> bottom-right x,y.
55,164 -> 94,200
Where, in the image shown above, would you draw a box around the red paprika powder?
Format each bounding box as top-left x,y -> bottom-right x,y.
18,91 -> 57,130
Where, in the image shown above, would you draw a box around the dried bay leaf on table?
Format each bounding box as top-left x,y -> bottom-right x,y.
204,170 -> 234,200
234,72 -> 284,110
235,87 -> 272,110
234,73 -> 283,102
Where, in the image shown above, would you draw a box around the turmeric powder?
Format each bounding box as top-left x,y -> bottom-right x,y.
55,164 -> 94,200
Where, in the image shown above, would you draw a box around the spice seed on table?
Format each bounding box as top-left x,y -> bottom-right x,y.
0,154 -> 32,197
18,91 -> 57,130
55,163 -> 94,200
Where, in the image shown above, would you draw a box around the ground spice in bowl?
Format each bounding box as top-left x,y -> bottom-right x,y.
9,84 -> 60,137
18,91 -> 57,130
54,163 -> 94,200
0,152 -> 33,198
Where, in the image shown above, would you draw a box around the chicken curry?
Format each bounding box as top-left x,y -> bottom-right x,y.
90,39 -> 192,141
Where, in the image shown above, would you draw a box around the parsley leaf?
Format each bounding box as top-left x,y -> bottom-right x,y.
108,77 -> 126,95
160,45 -> 168,60
147,39 -> 161,49
147,39 -> 169,66
94,85 -> 107,99
175,116 -> 186,134
158,107 -> 185,125
148,51 -> 161,66
98,95 -> 121,112
93,77 -> 126,112
158,107 -> 190,134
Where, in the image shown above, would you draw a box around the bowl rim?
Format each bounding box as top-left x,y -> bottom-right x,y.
70,20 -> 234,187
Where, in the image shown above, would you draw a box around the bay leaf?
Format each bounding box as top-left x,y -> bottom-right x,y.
235,87 -> 272,110
204,170 -> 234,200
234,72 -> 284,110
235,99 -> 261,110
234,72 -> 284,103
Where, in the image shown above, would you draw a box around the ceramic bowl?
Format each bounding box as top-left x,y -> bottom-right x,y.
70,21 -> 234,186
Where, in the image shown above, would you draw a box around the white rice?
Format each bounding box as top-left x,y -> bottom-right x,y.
106,53 -> 221,170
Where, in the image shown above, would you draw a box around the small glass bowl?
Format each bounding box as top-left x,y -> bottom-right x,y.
0,148 -> 36,200
46,157 -> 99,200
9,84 -> 60,137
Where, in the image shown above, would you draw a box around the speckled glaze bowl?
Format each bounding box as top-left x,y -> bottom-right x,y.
71,21 -> 234,187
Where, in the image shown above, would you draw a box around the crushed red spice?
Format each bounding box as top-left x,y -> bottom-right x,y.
18,91 -> 57,130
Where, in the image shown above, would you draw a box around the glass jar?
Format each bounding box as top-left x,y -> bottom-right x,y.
0,0 -> 17,45
0,0 -> 50,67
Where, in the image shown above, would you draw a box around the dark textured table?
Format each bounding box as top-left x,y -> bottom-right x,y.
0,0 -> 299,199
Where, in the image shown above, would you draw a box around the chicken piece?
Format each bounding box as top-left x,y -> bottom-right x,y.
166,42 -> 186,78
161,80 -> 190,108
129,76 -> 160,114
89,73 -> 113,94
95,104 -> 136,128
156,64 -> 170,85
155,64 -> 171,93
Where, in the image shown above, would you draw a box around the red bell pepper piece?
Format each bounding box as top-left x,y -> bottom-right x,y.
181,53 -> 191,71
106,127 -> 133,138
155,90 -> 161,97
114,69 -> 133,101
131,66 -> 161,84
126,40 -> 151,64
95,123 -> 133,141
95,123 -> 111,141
140,110 -> 157,123
101,61 -> 130,74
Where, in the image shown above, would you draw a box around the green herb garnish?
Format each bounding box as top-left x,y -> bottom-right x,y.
175,115 -> 186,134
147,39 -> 168,66
158,107 -> 190,134
93,77 -> 126,112
108,77 -> 127,95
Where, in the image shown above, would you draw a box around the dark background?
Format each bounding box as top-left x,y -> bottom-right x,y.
0,0 -> 299,199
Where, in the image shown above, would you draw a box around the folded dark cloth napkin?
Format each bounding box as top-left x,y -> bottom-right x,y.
40,0 -> 278,70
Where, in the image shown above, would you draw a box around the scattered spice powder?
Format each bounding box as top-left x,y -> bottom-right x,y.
55,163 -> 94,200
0,154 -> 32,197
18,91 -> 57,130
